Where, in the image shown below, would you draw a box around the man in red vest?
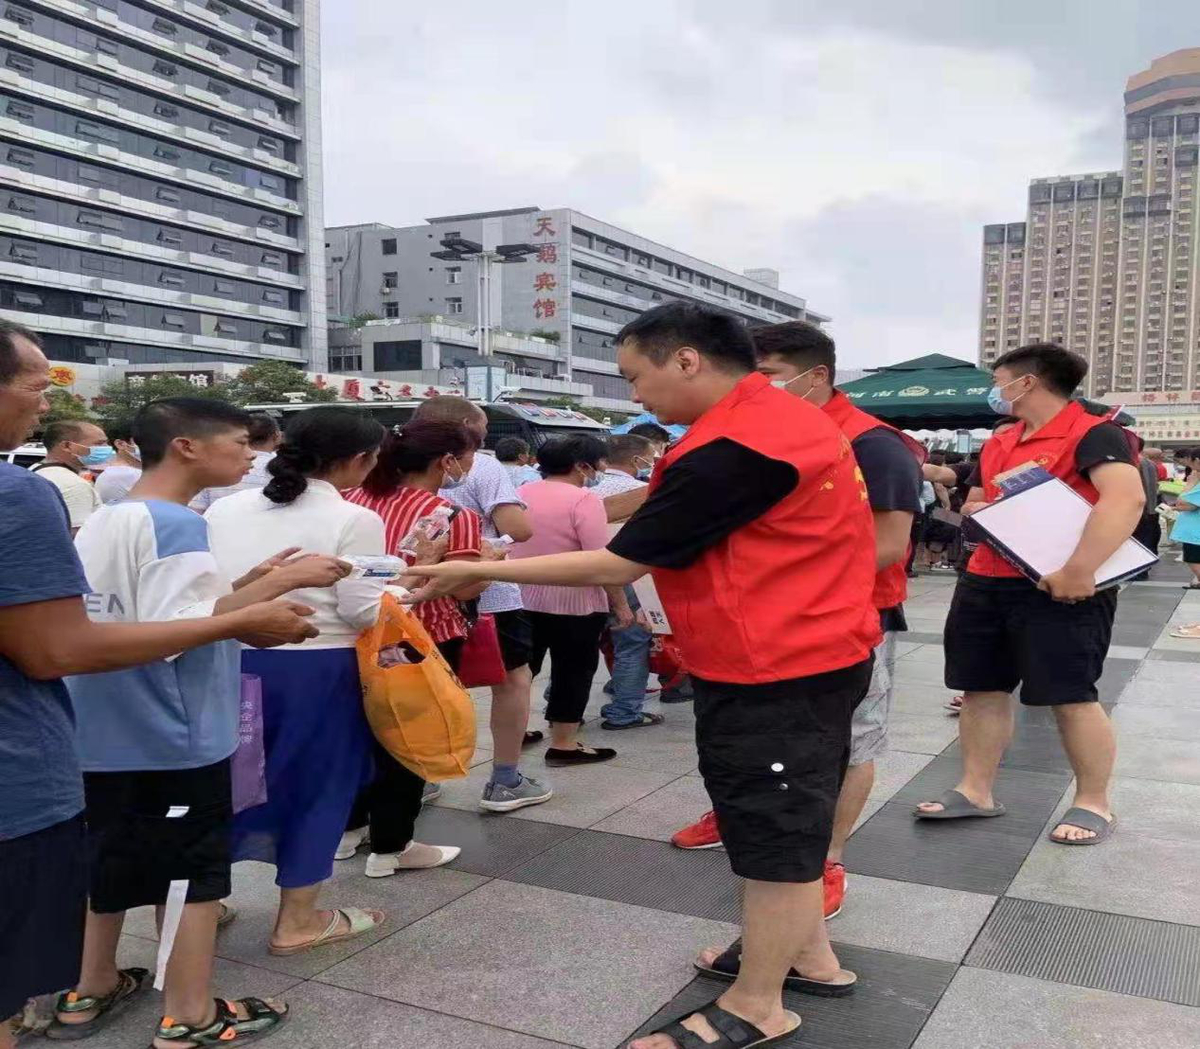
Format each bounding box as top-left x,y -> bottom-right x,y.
406,302 -> 880,1049
670,321 -> 923,922
915,344 -> 1144,845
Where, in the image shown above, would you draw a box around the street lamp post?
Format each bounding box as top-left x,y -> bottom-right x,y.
431,237 -> 538,362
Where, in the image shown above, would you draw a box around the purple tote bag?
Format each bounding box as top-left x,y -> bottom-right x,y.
232,674 -> 267,814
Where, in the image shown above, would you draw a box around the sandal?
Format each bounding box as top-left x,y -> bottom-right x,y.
601,712 -> 665,730
154,997 -> 288,1046
46,967 -> 149,1041
695,940 -> 857,997
914,789 -> 1006,820
640,1000 -> 800,1049
1049,807 -> 1116,846
268,906 -> 385,956
1169,625 -> 1200,639
218,902 -> 237,928
522,730 -> 544,747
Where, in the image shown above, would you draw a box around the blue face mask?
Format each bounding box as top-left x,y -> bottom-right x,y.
78,444 -> 116,468
987,376 -> 1027,416
582,468 -> 602,488
441,460 -> 467,490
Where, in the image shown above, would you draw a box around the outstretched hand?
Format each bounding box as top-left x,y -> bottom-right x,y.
401,560 -> 484,604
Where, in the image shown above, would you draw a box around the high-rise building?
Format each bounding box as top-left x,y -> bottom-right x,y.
0,0 -> 326,371
979,48 -> 1200,396
326,207 -> 827,413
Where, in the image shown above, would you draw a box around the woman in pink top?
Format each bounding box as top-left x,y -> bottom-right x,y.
515,436 -> 633,766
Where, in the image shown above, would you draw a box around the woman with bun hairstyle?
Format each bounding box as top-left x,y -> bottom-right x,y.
205,407 -> 393,954
337,419 -> 491,874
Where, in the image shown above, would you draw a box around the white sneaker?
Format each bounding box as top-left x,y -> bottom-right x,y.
364,841 -> 461,878
336,826 -> 369,861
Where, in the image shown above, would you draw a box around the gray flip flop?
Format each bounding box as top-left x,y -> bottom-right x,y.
1049,807 -> 1115,845
914,789 -> 1006,820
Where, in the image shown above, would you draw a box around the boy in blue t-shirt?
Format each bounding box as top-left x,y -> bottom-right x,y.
52,398 -> 349,1048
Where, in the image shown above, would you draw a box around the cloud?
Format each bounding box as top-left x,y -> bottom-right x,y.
320,1 -> 1193,367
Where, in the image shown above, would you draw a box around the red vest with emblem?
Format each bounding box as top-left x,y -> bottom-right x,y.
970,399 -> 1113,578
647,373 -> 880,684
822,391 -> 927,611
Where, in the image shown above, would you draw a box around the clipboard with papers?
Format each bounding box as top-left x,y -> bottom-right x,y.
963,466 -> 1156,589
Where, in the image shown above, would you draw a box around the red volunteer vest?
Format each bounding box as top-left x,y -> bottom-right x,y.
822,391 -> 927,611
970,399 -> 1112,578
648,373 -> 880,684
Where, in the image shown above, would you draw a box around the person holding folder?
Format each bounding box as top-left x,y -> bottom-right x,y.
915,343 -> 1144,846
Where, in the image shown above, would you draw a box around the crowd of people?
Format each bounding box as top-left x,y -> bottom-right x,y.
0,298 -> 1166,1049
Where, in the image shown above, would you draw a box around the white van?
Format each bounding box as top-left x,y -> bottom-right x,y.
2,444 -> 46,469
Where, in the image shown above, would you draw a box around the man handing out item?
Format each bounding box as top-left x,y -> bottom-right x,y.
406,302 -> 879,1049
915,343 -> 1144,845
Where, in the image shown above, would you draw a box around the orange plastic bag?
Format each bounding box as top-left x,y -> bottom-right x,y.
356,592 -> 476,781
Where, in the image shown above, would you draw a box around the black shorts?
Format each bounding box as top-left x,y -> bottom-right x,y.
694,657 -> 873,884
0,814 -> 87,1016
1183,543 -> 1200,564
494,608 -> 533,671
83,758 -> 233,914
944,573 -> 1117,706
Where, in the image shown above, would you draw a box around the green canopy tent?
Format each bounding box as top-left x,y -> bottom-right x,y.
837,353 -> 995,429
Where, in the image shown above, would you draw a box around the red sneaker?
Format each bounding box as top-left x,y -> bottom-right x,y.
671,810 -> 722,850
823,860 -> 846,919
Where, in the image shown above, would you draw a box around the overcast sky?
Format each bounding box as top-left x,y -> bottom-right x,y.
320,1 -> 1195,369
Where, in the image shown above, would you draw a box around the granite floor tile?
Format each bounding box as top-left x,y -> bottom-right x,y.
591,775 -> 714,842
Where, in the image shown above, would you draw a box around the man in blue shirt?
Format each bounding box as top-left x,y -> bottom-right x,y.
0,322 -> 319,1047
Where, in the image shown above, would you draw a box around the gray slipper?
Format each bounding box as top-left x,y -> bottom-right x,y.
914,789 -> 1006,820
1049,807 -> 1115,845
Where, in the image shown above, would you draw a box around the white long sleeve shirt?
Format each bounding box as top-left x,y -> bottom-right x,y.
205,479 -> 388,650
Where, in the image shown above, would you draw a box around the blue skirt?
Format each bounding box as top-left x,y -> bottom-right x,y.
233,647 -> 373,888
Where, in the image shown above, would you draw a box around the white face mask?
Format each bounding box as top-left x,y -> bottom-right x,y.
770,366 -> 818,398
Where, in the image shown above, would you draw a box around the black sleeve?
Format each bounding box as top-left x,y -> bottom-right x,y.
851,429 -> 922,514
965,462 -> 982,488
607,437 -> 798,569
1076,423 -> 1136,476
951,461 -> 975,487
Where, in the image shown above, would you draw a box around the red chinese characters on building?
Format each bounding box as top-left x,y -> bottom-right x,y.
533,298 -> 557,319
533,273 -> 557,291
537,244 -> 558,264
343,378 -> 362,400
532,215 -> 559,322
534,216 -> 556,237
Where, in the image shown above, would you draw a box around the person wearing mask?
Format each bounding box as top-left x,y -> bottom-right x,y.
411,397 -> 541,794
495,436 -> 541,486
514,436 -> 634,764
32,419 -> 110,532
0,324 -> 316,1049
93,422 -> 142,505
1168,448 -> 1200,597
915,344 -> 1143,846
206,407 -> 396,949
603,423 -> 672,523
192,412 -> 281,512
53,397 -> 346,1048
671,321 -> 921,925
593,435 -> 661,729
404,303 -> 878,1049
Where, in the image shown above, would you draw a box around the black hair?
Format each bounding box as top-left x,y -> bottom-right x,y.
247,413 -> 280,447
106,421 -> 135,444
627,422 -> 671,444
134,397 -> 251,469
615,302 -> 755,373
605,434 -> 653,466
536,435 -> 607,477
494,436 -> 530,463
42,419 -> 98,450
749,321 -> 837,382
360,419 -> 478,498
927,450 -> 947,466
0,319 -> 42,385
264,407 -> 385,504
943,451 -> 966,465
992,342 -> 1087,397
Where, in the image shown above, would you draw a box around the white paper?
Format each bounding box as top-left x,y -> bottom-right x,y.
607,523 -> 672,634
154,806 -> 190,991
969,477 -> 1156,585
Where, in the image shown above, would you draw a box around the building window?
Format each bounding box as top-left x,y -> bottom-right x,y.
154,102 -> 179,119
5,52 -> 33,74
6,194 -> 34,214
208,120 -> 231,138
381,237 -> 397,255
5,146 -> 33,168
206,40 -> 230,57
383,301 -> 399,318
256,59 -> 277,75
257,136 -> 280,153
3,6 -> 34,27
445,297 -> 463,315
158,271 -> 185,288
446,266 -> 462,284
95,36 -> 118,57
154,146 -> 181,161
261,251 -> 284,268
156,229 -> 183,248
162,311 -> 186,330
6,100 -> 33,123
206,79 -> 230,96
14,290 -> 42,308
209,160 -> 234,177
263,328 -> 289,343
374,340 -> 422,371
382,271 -> 398,289
155,186 -> 181,204
8,241 -> 37,263
153,60 -> 177,78
262,289 -> 285,305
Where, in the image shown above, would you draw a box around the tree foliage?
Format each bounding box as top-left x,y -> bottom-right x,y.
41,388 -> 96,426
94,373 -> 227,429
222,360 -> 338,406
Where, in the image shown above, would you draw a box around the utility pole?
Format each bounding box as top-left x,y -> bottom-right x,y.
431,237 -> 538,359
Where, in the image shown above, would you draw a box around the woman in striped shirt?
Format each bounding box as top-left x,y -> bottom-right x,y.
339,420 -> 488,876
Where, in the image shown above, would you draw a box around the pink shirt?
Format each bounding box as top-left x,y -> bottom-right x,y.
512,479 -> 610,615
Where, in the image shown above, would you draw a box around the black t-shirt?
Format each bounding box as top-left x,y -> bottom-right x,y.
608,438 -> 798,569
852,429 -> 922,633
968,423 -> 1134,490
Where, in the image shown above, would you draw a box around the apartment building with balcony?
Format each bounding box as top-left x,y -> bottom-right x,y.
326,207 -> 828,413
0,0 -> 326,370
979,49 -> 1200,397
